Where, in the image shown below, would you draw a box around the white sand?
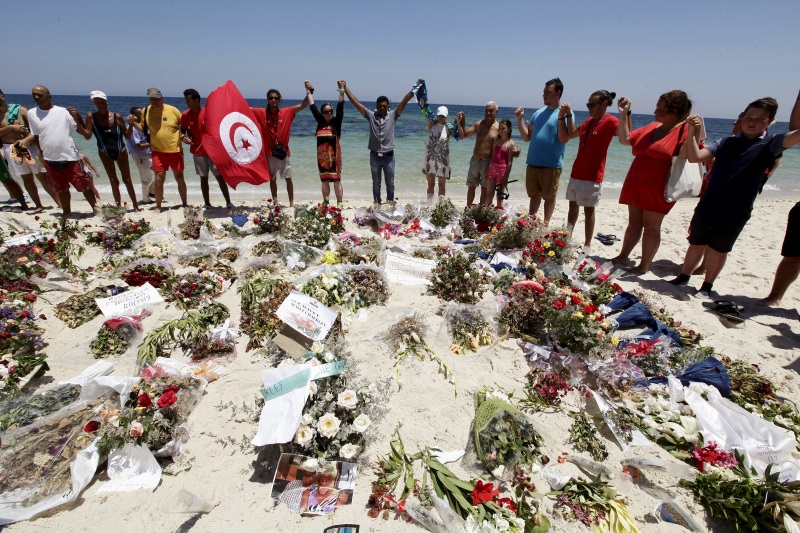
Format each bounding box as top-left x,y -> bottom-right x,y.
3,187 -> 798,533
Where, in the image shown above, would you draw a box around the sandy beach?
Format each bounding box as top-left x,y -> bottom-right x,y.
2,186 -> 799,533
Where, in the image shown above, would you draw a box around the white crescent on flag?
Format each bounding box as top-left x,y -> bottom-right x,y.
219,112 -> 262,164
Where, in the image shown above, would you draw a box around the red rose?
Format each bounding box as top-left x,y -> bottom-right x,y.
571,296 -> 582,305
496,497 -> 518,515
583,304 -> 598,314
612,283 -> 623,292
537,256 -> 546,263
162,385 -> 181,395
469,480 -> 500,505
24,293 -> 37,302
253,218 -> 260,225
39,314 -> 47,320
84,420 -> 101,433
552,299 -> 566,310
0,332 -> 10,339
138,393 -> 153,408
35,215 -> 40,221
517,219 -> 527,227
157,390 -> 178,408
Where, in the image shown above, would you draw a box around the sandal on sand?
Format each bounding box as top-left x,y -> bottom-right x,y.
595,233 -> 619,246
702,300 -> 745,323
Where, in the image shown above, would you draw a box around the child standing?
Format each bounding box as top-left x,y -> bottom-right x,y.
486,119 -> 516,208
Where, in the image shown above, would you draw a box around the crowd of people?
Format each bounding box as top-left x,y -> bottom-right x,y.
0,82 -> 799,304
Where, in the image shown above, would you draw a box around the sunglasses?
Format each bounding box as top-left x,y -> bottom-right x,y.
267,96 -> 280,101
322,109 -> 333,114
586,102 -> 602,109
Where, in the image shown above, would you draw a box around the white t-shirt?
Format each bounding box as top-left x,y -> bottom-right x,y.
27,105 -> 80,161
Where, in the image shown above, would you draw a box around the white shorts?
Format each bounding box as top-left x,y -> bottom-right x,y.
193,155 -> 221,178
565,177 -> 602,207
267,154 -> 292,180
3,145 -> 46,177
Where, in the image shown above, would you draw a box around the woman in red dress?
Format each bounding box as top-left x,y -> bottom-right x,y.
613,90 -> 693,274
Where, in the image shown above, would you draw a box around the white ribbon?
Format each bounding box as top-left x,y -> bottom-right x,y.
210,319 -> 239,342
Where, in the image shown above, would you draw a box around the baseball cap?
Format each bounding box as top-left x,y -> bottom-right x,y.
146,88 -> 163,98
89,90 -> 107,101
437,106 -> 448,117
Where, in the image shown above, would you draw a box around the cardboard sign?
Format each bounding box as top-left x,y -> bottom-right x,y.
95,283 -> 163,317
384,251 -> 435,285
276,291 -> 338,341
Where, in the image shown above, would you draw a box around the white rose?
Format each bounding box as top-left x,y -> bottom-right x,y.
309,382 -> 318,397
340,443 -> 360,459
311,341 -> 324,354
302,414 -> 314,426
317,413 -> 341,438
324,351 -> 336,362
337,390 -> 359,410
294,425 -> 316,447
277,358 -> 295,367
353,413 -> 371,433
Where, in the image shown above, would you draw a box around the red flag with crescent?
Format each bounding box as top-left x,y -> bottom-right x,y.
203,80 -> 270,188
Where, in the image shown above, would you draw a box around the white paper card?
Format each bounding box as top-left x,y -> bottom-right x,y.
252,364 -> 312,446
275,290 -> 338,341
384,251 -> 435,286
95,283 -> 163,317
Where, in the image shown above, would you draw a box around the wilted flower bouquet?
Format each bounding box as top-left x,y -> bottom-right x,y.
118,259 -> 173,290
289,371 -> 378,461
90,371 -> 206,457
430,247 -> 491,305
429,197 -> 458,228
89,311 -> 150,359
177,206 -> 206,240
251,239 -> 283,257
54,287 -> 107,329
0,297 -> 48,397
85,218 -> 151,252
283,205 -> 333,249
99,203 -> 127,221
445,305 -> 495,354
387,314 -> 456,391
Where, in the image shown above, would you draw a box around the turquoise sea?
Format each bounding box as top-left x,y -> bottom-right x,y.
6,94 -> 799,204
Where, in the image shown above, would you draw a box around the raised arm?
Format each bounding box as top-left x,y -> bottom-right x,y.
685,116 -> 714,163
395,90 -> 414,118
557,103 -> 576,142
789,88 -> 800,131
514,107 -> 531,142
616,97 -> 632,145
292,81 -> 313,113
342,81 -> 367,118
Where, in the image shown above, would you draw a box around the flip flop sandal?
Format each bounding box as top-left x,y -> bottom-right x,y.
702,301 -> 745,323
10,145 -> 24,164
595,234 -> 614,246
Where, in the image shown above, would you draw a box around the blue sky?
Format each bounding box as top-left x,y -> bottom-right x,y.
6,0 -> 799,120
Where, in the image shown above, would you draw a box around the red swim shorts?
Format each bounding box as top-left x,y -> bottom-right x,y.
152,151 -> 185,173
43,160 -> 90,193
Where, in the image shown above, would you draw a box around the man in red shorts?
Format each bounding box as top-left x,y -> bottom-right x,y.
27,85 -> 98,218
132,88 -> 187,212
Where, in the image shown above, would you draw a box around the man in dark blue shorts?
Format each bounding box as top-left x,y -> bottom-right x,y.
670,94 -> 800,298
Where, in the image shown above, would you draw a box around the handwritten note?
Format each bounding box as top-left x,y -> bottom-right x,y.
95,283 -> 163,317
384,251 -> 435,285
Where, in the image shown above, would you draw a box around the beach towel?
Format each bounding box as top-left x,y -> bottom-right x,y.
411,79 -> 459,141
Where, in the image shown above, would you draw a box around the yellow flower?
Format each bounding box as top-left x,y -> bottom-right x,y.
543,241 -> 551,248
611,335 -> 619,346
572,311 -> 584,319
548,250 -> 555,257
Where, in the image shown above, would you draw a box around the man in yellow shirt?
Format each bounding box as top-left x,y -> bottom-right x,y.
129,88 -> 187,212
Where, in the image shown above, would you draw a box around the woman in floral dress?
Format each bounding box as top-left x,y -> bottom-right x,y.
422,106 -> 452,204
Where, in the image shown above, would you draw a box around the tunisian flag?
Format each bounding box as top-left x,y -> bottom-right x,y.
203,80 -> 270,188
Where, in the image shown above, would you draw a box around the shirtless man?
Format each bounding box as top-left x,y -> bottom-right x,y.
0,89 -> 60,209
457,102 -> 520,207
457,102 -> 500,207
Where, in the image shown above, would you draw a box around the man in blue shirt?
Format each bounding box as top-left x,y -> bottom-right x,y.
515,78 -> 570,224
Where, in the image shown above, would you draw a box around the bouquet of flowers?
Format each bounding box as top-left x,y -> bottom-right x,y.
134,237 -> 180,259
283,207 -> 332,249
445,305 -> 495,354
99,203 -> 127,221
86,218 -> 151,252
301,267 -> 348,308
238,270 -> 294,350
119,259 -> 173,289
553,479 -> 640,532
0,238 -> 56,292
301,203 -> 345,234
251,239 -> 283,257
346,267 -> 389,309
217,245 -> 240,263
0,383 -> 81,432
177,206 -> 206,240
430,247 -> 491,305
520,229 -> 573,269
169,270 -> 226,309
53,287 -> 107,328
0,297 -> 48,397
543,280 -> 611,355
91,371 -> 206,456
483,214 -> 540,253
429,197 -> 458,228
89,311 -> 149,359
633,383 -> 702,454
464,204 -> 503,231
474,389 -> 544,480
387,314 -> 456,391
288,371 -> 377,461
253,201 -> 286,234
521,369 -> 572,412
498,280 -> 548,341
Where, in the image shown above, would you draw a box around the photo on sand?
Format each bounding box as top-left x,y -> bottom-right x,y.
271,453 -> 357,516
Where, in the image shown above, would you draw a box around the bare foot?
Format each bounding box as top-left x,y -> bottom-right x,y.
629,264 -> 649,275
758,297 -> 781,306
610,256 -> 630,266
